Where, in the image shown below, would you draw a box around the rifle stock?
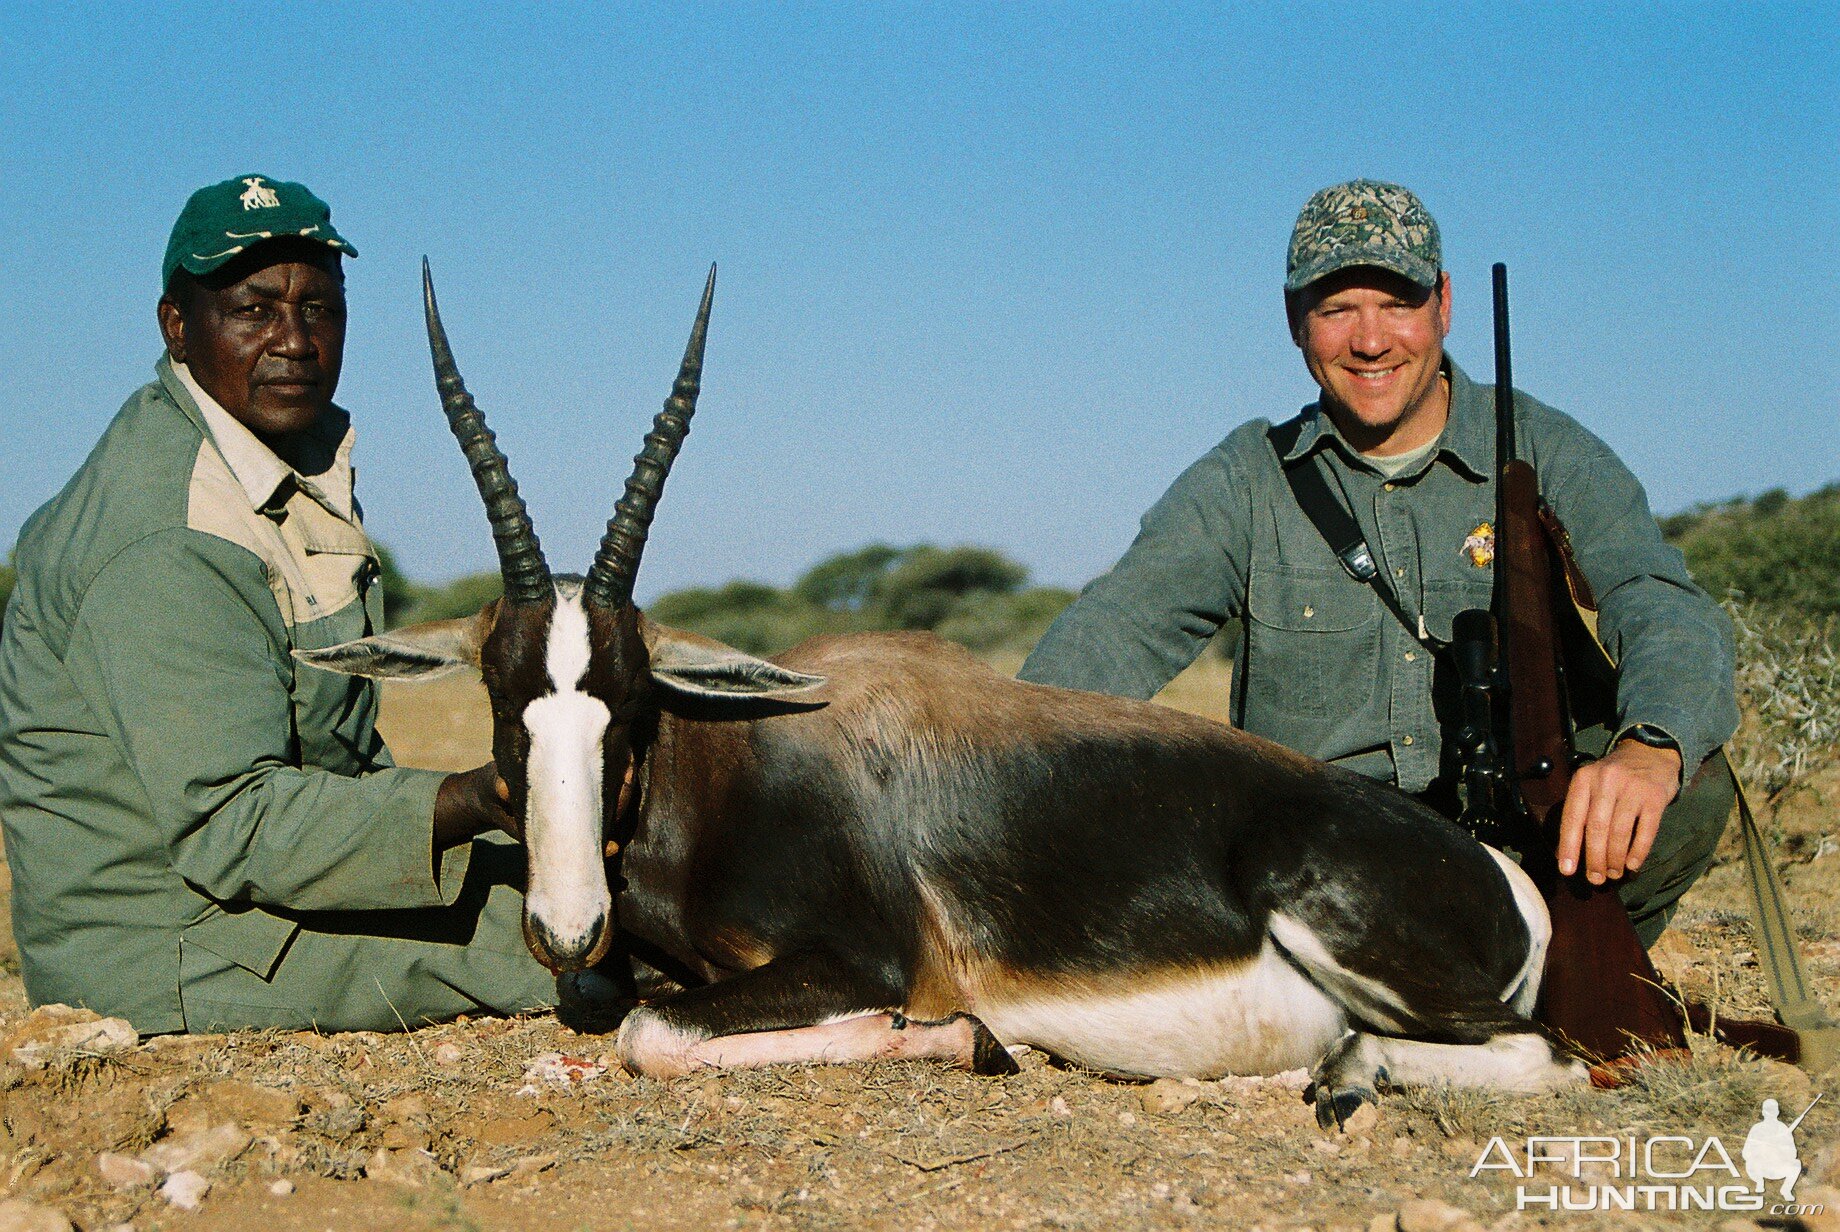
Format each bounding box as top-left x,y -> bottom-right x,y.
1488,266 -> 1805,1068
1495,458 -> 1687,1058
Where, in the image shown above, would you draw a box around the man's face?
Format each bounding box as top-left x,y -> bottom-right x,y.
158,243 -> 347,438
1292,268 -> 1451,451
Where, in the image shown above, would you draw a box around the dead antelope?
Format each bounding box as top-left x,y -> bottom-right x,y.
302,265 -> 1585,1127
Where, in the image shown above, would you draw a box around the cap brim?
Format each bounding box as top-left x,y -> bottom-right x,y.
174,230 -> 356,281
1286,247 -> 1437,293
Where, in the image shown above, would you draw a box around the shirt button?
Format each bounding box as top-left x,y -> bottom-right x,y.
1303,605 -> 1315,618
1404,650 -> 1418,662
1383,483 -> 1396,492
1402,734 -> 1415,746
1394,567 -> 1406,578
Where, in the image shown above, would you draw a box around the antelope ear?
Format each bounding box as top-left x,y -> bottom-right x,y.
295,609 -> 493,680
641,619 -> 826,700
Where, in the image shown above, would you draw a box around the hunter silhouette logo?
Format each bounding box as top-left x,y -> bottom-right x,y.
1469,1092 -> 1826,1215
239,177 -> 281,210
1744,1095 -> 1819,1201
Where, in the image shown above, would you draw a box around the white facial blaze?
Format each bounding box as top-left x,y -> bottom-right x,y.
522,589 -> 613,957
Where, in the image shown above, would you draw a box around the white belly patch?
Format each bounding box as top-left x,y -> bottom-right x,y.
968,941 -> 1348,1080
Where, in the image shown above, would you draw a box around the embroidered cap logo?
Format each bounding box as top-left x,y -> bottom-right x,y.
240,177 -> 281,210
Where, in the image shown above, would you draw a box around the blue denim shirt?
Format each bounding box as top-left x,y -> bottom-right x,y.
1020,359 -> 1738,793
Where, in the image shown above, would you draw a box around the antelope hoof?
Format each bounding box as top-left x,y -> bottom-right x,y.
1308,1080 -> 1377,1131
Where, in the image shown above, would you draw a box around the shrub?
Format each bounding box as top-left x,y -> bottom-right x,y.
1726,597 -> 1840,811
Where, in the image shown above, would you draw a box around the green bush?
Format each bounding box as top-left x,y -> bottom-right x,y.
402,571 -> 504,624
1664,484 -> 1840,616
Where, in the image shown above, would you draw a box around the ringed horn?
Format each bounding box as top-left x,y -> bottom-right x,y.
422,259 -> 552,605
581,264 -> 717,608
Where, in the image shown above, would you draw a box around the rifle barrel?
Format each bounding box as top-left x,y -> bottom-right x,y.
1492,263 -> 1515,469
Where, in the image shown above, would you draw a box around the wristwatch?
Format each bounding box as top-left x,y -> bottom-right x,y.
1618,724 -> 1679,752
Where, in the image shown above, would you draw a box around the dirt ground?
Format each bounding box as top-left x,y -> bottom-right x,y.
2,658 -> 1837,1232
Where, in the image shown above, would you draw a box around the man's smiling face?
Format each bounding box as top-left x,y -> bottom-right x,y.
1293,266 -> 1452,455
158,238 -> 347,439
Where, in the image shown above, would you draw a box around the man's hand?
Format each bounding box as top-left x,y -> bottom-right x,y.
1556,739 -> 1682,884
434,762 -> 518,850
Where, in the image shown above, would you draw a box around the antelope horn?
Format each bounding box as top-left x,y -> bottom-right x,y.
582,264 -> 715,608
423,259 -> 553,606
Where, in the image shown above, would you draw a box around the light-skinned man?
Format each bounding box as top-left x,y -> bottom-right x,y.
1020,180 -> 1737,945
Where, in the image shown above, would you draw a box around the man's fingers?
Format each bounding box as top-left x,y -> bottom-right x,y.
1627,806 -> 1663,873
1584,782 -> 1619,884
1557,770 -> 1594,877
1602,793 -> 1642,880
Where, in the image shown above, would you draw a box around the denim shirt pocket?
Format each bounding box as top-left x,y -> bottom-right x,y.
1244,562 -> 1381,729
1419,577 -> 1496,646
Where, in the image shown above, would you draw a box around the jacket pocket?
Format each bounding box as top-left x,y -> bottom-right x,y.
1419,577 -> 1495,646
182,902 -> 299,981
1244,562 -> 1381,725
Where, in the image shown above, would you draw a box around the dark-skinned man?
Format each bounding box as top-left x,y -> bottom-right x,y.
0,175 -> 556,1032
1021,180 -> 1738,947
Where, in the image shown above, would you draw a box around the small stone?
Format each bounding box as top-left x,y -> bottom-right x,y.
268,1179 -> 295,1197
1139,1078 -> 1201,1116
0,1198 -> 75,1232
1312,1137 -> 1343,1156
158,1170 -> 211,1210
95,1152 -> 157,1190
140,1122 -> 251,1174
1395,1198 -> 1484,1232
1049,1095 -> 1071,1117
198,1079 -> 302,1129
1341,1101 -> 1380,1137
4,1005 -> 137,1070
1367,1216 -> 1399,1232
431,1042 -> 465,1066
461,1164 -> 511,1186
1117,1111 -> 1138,1126
509,1154 -> 555,1179
366,1147 -> 442,1189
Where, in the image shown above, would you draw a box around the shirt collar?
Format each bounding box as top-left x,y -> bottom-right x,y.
1279,356 -> 1493,483
167,359 -> 357,521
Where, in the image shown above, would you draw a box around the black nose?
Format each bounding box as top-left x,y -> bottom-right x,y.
524,910 -> 608,973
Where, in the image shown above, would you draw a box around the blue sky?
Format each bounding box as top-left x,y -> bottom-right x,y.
3,3 -> 1834,600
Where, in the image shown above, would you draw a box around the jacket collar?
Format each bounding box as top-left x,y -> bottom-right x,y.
1278,356 -> 1493,483
157,354 -> 357,521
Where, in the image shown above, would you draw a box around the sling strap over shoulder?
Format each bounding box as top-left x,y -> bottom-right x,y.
1267,420 -> 1432,645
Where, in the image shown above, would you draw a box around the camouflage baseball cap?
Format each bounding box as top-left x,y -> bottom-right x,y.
1285,179 -> 1439,292
162,174 -> 357,291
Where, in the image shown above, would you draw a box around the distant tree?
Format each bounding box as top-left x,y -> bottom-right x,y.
406,572 -> 504,624
372,543 -> 422,627
0,554 -> 14,632
874,546 -> 1029,631
793,544 -> 904,612
649,580 -> 838,656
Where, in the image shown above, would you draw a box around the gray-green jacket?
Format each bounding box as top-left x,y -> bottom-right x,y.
1019,360 -> 1738,792
0,358 -> 468,1033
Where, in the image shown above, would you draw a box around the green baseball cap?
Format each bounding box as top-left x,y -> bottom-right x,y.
162,174 -> 357,291
1285,179 -> 1440,292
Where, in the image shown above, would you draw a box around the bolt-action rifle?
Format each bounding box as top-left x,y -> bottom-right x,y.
1452,265 -> 1803,1068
